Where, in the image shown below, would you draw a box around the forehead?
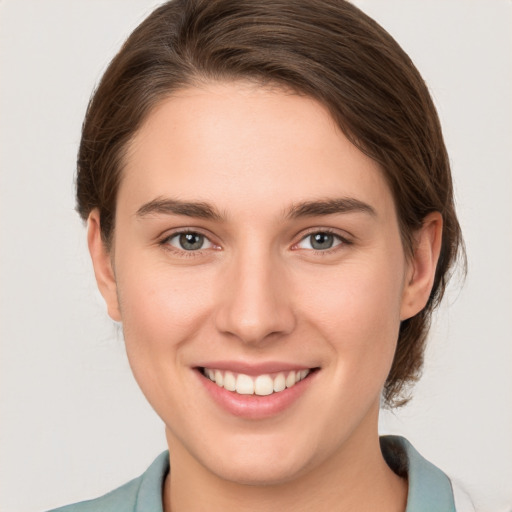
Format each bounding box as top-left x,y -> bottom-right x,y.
120,81 -> 396,222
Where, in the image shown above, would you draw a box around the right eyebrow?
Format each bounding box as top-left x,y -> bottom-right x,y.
135,197 -> 224,221
285,197 -> 376,219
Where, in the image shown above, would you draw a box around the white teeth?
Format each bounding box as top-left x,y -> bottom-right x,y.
254,375 -> 274,396
236,374 -> 254,395
223,371 -> 236,391
273,373 -> 286,392
285,372 -> 296,388
203,368 -> 311,395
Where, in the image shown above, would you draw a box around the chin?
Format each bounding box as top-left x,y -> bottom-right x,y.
188,430 -> 321,487
210,454 -> 311,487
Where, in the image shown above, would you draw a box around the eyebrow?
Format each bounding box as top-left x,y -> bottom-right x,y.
135,197 -> 224,221
285,197 -> 376,219
135,196 -> 376,221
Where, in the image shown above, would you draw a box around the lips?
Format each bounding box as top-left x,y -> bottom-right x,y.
202,367 -> 311,396
196,362 -> 318,419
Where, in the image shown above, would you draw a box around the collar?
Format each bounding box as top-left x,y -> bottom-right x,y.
134,436 -> 458,512
381,435 -> 457,512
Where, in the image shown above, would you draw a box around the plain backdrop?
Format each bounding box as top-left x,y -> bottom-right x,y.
0,1 -> 511,511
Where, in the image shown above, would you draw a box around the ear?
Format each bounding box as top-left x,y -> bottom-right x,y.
87,210 -> 122,322
400,211 -> 443,321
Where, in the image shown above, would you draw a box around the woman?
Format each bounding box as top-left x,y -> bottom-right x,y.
48,0 -> 471,510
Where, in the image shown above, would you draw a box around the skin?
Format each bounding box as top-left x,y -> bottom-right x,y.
88,81 -> 442,512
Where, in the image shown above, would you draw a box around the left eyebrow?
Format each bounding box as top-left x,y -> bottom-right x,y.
135,197 -> 224,221
285,198 -> 376,219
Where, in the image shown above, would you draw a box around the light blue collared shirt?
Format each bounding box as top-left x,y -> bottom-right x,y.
48,436 -> 467,512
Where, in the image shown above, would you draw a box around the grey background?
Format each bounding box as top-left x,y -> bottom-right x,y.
1,1 -> 511,511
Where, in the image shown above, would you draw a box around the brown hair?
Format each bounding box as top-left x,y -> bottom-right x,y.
76,0 -> 464,406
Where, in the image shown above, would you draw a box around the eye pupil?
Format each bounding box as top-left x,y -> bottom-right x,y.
311,232 -> 334,250
179,233 -> 204,250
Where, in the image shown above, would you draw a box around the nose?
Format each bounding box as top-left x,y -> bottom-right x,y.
214,248 -> 296,346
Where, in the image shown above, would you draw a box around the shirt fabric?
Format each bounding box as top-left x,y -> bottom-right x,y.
47,435 -> 474,512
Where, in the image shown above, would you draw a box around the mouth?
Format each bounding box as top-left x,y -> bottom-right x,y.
199,367 -> 316,396
196,364 -> 319,419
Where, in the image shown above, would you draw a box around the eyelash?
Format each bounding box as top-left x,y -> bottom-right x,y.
293,228 -> 351,255
158,228 -> 351,258
159,230 -> 217,258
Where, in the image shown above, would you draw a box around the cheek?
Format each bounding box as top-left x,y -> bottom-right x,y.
294,255 -> 405,378
113,262 -> 220,420
116,262 -> 215,360
298,256 -> 404,327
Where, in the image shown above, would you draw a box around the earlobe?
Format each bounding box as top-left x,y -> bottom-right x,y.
400,212 -> 443,321
87,210 -> 122,322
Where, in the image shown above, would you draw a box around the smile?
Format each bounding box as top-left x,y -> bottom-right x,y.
201,367 -> 311,396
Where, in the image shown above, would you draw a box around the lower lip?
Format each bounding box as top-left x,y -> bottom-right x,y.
197,369 -> 317,420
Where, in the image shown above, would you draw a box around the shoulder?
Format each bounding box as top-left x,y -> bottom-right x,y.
380,436 -> 475,512
47,478 -> 141,512
46,451 -> 169,512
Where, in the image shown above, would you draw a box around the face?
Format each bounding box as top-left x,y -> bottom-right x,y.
89,81 -> 439,485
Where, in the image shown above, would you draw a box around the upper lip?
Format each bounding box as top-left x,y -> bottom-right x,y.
195,360 -> 316,376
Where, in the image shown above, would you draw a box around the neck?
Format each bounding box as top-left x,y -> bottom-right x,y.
163,410 -> 407,512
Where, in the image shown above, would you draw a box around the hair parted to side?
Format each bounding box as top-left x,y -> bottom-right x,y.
76,0 -> 464,407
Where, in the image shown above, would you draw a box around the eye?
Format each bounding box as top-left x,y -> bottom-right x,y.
166,231 -> 214,251
296,231 -> 344,251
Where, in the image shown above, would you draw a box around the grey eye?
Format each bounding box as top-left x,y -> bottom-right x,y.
310,232 -> 335,250
297,232 -> 343,251
168,232 -> 212,251
180,233 -> 204,250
